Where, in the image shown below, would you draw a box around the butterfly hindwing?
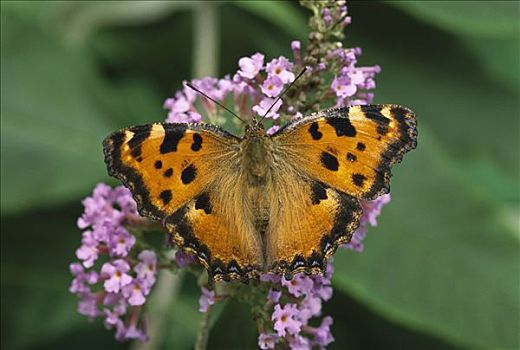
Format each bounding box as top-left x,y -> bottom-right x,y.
165,189 -> 264,282
265,176 -> 362,277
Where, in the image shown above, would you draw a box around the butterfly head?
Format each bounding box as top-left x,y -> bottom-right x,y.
244,122 -> 266,137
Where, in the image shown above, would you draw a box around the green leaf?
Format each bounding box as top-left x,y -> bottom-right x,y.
233,0 -> 307,40
47,1 -> 196,44
388,2 -> 519,92
389,1 -> 519,39
160,273 -> 201,349
1,206 -> 99,349
460,36 -> 519,94
0,8 -> 117,213
333,127 -> 519,349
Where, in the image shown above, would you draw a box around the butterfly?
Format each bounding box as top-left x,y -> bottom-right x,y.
103,104 -> 417,283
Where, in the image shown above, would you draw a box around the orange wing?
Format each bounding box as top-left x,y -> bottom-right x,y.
266,105 -> 417,276
264,175 -> 362,278
103,123 -> 239,219
273,105 -> 417,200
103,123 -> 264,281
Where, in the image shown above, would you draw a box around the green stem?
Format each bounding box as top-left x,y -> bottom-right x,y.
193,1 -> 219,77
131,268 -> 182,350
195,306 -> 213,350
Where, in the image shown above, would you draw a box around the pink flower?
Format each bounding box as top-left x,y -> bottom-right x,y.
76,231 -> 99,268
252,97 -> 283,120
312,316 -> 334,347
331,75 -> 357,98
362,193 -> 391,226
260,75 -> 284,97
122,278 -> 150,306
272,304 -> 302,337
78,292 -> 100,318
266,56 -> 295,84
266,125 -> 280,136
199,287 -> 215,312
260,273 -> 282,284
69,263 -> 98,293
134,250 -> 157,285
268,289 -> 282,303
174,250 -> 196,268
289,335 -> 311,350
108,226 -> 136,257
258,333 -> 279,349
238,52 -> 264,79
281,274 -> 314,297
101,260 -> 133,293
298,296 -> 322,323
322,8 -> 333,25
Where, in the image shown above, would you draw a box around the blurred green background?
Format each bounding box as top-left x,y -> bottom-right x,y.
1,1 -> 519,349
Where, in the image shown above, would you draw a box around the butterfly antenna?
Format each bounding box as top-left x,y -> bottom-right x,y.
258,67 -> 307,124
185,82 -> 246,123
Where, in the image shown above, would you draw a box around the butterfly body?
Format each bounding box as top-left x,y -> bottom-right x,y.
104,105 -> 417,282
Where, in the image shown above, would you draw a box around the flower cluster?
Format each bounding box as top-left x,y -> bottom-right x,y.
257,266 -> 334,349
71,1 -> 391,348
164,11 -> 379,134
164,51 -> 298,135
70,184 -> 158,341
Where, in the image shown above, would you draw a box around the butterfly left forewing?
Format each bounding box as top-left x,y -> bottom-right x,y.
103,123 -> 239,219
267,105 -> 417,275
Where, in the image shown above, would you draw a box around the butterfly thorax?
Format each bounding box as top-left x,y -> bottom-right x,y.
242,124 -> 272,186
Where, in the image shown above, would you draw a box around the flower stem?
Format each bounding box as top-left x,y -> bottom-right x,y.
193,1 -> 219,77
131,268 -> 182,350
195,306 -> 213,350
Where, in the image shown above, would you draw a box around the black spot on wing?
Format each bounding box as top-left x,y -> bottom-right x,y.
181,164 -> 197,184
159,190 -> 172,205
352,174 -> 367,187
154,160 -> 162,169
308,122 -> 323,140
191,133 -> 203,151
361,105 -> 390,135
347,152 -> 357,162
320,152 -> 339,171
356,142 -> 366,151
326,117 -> 356,137
311,182 -> 328,205
160,125 -> 186,154
163,168 -> 173,178
195,192 -> 212,214
128,125 -> 152,158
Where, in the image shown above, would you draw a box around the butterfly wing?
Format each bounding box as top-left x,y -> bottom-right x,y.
103,123 -> 264,281
267,105 -> 417,275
